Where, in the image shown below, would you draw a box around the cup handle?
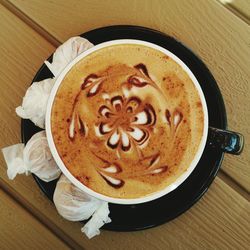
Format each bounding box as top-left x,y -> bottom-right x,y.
207,127 -> 244,155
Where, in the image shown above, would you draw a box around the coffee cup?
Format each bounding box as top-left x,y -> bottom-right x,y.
46,39 -> 244,204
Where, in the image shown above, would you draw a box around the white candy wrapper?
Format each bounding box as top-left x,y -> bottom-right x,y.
16,78 -> 55,128
16,36 -> 93,129
81,202 -> 111,239
45,36 -> 94,77
54,175 -> 111,239
2,131 -> 61,181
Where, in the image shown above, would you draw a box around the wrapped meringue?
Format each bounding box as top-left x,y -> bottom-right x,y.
53,175 -> 111,238
45,36 -> 94,77
16,37 -> 94,129
16,78 -> 55,128
2,131 -> 61,181
82,202 -> 111,239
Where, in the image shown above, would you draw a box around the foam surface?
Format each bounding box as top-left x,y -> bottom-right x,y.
51,44 -> 204,198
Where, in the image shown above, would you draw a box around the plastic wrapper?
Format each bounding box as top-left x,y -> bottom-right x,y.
45,36 -> 94,77
2,131 -> 61,181
16,36 -> 93,129
16,78 -> 55,128
81,202 -> 111,239
53,175 -> 111,238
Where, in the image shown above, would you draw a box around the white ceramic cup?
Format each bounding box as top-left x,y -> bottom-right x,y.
46,39 -> 209,204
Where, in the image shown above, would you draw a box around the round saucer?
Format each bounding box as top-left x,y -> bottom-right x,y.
21,25 -> 227,231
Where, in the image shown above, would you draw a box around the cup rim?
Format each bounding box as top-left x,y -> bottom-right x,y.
45,39 -> 209,204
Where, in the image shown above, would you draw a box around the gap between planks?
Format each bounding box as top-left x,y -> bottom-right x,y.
2,0 -> 249,44
218,171 -> 249,201
0,178 -> 84,250
0,0 -> 249,208
216,0 -> 250,24
0,0 -> 61,47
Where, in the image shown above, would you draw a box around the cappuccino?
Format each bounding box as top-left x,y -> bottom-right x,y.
51,44 -> 204,198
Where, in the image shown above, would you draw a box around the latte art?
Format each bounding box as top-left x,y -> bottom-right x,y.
51,44 -> 204,198
96,95 -> 156,152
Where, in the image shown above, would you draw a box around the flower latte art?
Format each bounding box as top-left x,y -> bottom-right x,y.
97,95 -> 156,152
51,44 -> 204,198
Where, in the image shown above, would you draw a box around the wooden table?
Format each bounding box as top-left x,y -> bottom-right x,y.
0,0 -> 249,249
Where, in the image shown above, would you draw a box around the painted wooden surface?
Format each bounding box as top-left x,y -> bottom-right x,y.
0,0 -> 249,249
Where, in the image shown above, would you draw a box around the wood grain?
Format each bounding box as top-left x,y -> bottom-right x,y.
0,188 -> 69,250
218,0 -> 250,23
5,0 -> 250,192
0,4 -> 55,149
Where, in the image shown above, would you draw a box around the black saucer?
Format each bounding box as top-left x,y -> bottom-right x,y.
21,25 -> 227,231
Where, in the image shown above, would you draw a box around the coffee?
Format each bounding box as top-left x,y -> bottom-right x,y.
51,44 -> 204,199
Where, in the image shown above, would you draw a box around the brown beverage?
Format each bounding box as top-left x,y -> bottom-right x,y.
51,44 -> 204,198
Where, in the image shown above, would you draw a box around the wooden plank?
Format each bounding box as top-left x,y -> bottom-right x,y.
218,0 -> 250,23
5,0 -> 250,192
0,188 -> 69,250
0,5 -> 55,148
